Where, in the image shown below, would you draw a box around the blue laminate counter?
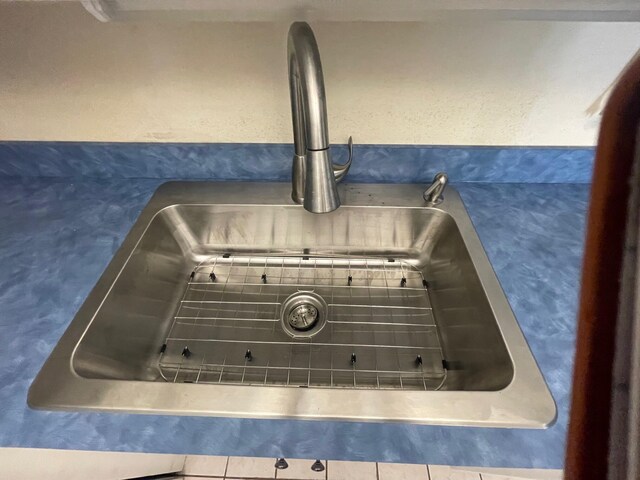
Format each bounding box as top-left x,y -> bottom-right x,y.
0,177 -> 588,469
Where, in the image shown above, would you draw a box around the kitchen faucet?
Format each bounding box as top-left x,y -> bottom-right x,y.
287,22 -> 352,214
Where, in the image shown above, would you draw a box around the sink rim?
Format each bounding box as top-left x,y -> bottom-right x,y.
28,181 -> 557,428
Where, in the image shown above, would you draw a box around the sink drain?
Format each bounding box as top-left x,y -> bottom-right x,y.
281,292 -> 327,338
288,303 -> 319,331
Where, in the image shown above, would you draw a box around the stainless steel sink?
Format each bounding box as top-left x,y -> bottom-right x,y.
28,181 -> 556,427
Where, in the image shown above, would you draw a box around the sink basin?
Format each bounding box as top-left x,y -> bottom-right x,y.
29,182 -> 556,427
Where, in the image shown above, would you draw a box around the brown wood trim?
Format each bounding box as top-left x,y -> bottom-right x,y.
565,56 -> 640,478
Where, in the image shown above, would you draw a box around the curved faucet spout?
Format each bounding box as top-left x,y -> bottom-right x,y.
288,22 -> 351,214
288,22 -> 330,154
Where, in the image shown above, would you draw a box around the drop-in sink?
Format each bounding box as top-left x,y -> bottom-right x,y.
28,181 -> 556,427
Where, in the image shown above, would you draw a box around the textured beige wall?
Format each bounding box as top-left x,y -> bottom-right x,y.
0,2 -> 639,145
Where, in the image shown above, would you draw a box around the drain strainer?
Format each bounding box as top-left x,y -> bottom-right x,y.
288,303 -> 319,331
281,292 -> 327,338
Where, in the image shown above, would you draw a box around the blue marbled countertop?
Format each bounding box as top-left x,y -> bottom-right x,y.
0,177 -> 588,469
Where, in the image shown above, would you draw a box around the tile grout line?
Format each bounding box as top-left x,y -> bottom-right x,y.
224,456 -> 230,478
375,462 -> 380,480
426,464 -> 431,480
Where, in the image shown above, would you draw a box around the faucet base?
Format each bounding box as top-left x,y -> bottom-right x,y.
291,154 -> 306,204
303,149 -> 340,213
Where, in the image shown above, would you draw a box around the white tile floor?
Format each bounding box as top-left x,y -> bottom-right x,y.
226,456 -> 277,478
182,455 -> 228,476
180,455 -> 563,480
378,462 -> 429,480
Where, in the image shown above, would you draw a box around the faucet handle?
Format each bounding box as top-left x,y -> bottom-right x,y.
333,136 -> 353,183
